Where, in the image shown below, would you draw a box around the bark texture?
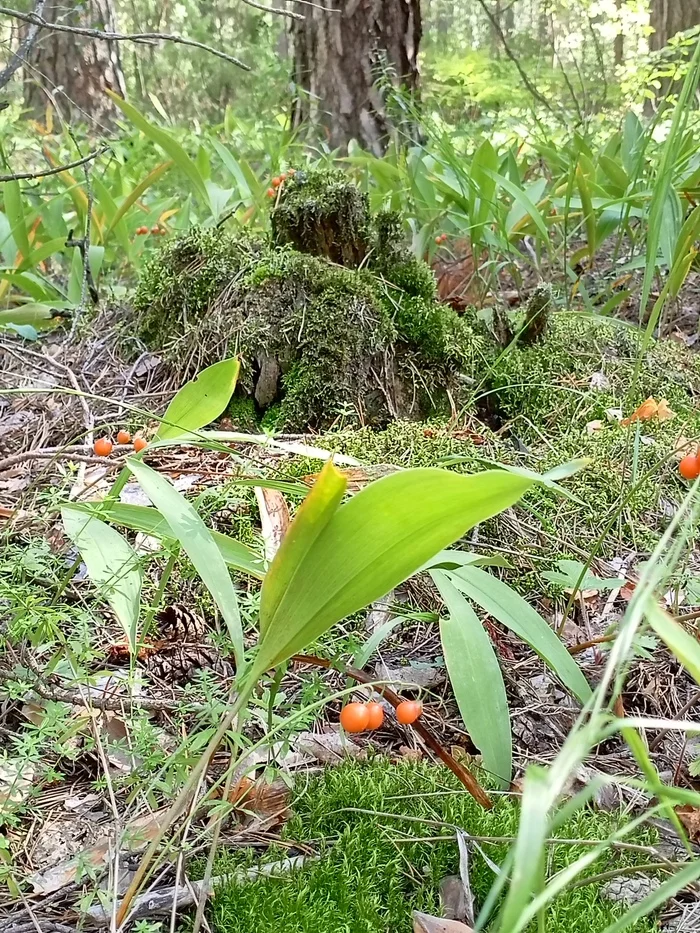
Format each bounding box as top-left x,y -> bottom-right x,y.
23,0 -> 126,127
649,0 -> 700,51
292,0 -> 421,156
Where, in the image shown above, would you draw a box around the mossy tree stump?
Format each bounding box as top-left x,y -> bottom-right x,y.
134,170 -> 483,430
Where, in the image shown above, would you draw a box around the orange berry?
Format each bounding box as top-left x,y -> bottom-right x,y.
135,225 -> 148,235
441,233 -> 448,242
435,236 -> 442,245
396,700 -> 423,725
271,176 -> 282,187
365,702 -> 384,730
679,454 -> 700,480
151,225 -> 161,235
93,437 -> 113,457
339,702 -> 370,733
266,187 -> 276,198
133,436 -> 148,453
116,430 -> 131,445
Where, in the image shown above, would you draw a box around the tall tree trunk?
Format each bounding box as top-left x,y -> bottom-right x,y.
292,0 -> 422,156
23,0 -> 126,128
614,0 -> 624,68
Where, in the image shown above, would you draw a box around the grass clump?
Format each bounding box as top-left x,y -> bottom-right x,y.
208,758 -> 659,933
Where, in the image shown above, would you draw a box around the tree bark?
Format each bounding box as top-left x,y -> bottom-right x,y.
292,0 -> 422,156
649,0 -> 700,52
23,0 -> 126,128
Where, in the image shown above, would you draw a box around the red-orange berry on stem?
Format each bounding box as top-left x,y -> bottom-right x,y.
266,187 -> 276,198
271,176 -> 282,187
117,430 -> 131,445
133,436 -> 148,453
396,700 -> 423,725
365,702 -> 385,730
679,453 -> 700,480
94,437 -> 113,457
339,702 -> 370,733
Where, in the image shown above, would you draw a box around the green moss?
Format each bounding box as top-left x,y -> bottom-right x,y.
134,227 -> 263,349
208,758 -> 659,933
227,395 -> 259,431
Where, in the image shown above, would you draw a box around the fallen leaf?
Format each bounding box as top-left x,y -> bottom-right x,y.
676,805 -> 700,843
29,809 -> 168,894
589,371 -> 610,390
621,397 -> 658,426
413,910 -> 474,932
294,728 -> 366,763
254,486 -> 290,562
375,660 -> 443,689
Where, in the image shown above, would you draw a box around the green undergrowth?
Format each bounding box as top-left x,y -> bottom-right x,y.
206,758 -> 659,933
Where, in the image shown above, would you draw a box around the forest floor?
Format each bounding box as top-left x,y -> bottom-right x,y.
3,259 -> 700,931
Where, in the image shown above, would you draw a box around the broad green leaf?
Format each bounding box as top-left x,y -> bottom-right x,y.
107,92 -> 209,207
157,358 -> 240,440
418,549 -> 513,574
69,500 -> 264,579
541,559 -> 624,593
253,466 -> 533,676
62,506 -> 142,652
449,565 -> 591,702
127,460 -> 243,666
259,459 -> 347,640
0,304 -> 57,326
3,181 -> 30,260
433,570 -> 511,786
646,602 -> 700,685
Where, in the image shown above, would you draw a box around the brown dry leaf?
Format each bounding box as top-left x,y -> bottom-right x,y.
231,777 -> 291,823
621,397 -> 658,427
254,486 -> 290,562
676,805 -> 700,843
413,911 -> 474,932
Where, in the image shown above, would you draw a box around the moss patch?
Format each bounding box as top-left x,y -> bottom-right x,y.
208,758 -> 659,933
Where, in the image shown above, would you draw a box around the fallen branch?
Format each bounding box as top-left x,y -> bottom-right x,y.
0,146 -> 109,183
0,6 -> 251,71
85,857 -> 312,926
292,654 -> 493,809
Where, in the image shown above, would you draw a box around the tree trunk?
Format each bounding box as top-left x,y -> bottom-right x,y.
614,0 -> 624,67
649,0 -> 700,52
23,0 -> 126,128
292,0 -> 422,156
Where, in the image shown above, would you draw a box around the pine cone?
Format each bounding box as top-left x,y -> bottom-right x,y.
146,643 -> 233,685
154,604 -> 206,643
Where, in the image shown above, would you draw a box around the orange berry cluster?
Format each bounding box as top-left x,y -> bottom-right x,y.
135,225 -> 166,236
266,167 -> 296,198
434,233 -> 448,245
339,699 -> 422,733
94,432 -> 148,457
